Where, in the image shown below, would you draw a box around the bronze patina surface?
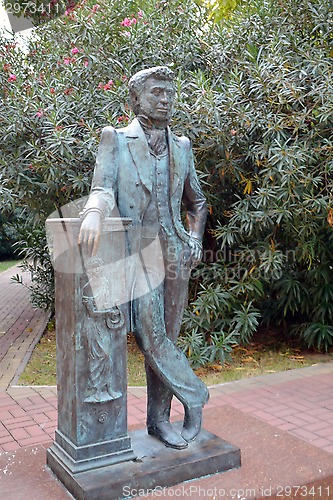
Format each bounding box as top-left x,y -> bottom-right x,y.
79,66 -> 209,449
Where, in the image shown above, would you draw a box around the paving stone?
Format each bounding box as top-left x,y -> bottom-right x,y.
25,425 -> 50,438
31,413 -> 51,425
291,428 -> 318,442
0,435 -> 15,445
10,427 -> 30,440
311,437 -> 333,448
3,417 -> 35,430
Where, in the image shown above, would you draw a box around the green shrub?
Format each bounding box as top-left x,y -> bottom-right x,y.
0,209 -> 27,260
204,0 -> 333,352
12,221 -> 54,310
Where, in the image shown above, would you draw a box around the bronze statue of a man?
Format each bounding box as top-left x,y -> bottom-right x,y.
79,66 -> 209,450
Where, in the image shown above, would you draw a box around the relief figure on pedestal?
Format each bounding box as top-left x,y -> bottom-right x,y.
82,257 -> 123,403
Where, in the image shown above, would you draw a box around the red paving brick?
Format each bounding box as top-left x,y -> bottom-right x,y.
31,413 -> 51,424
4,418 -> 35,431
311,437 -> 333,447
10,427 -> 30,440
323,444 -> 333,453
18,435 -> 50,447
316,427 -> 333,439
0,410 -> 14,420
1,441 -> 21,452
276,422 -> 298,431
285,415 -> 311,427
291,428 -> 318,441
128,415 -> 143,426
0,435 -> 15,445
9,407 -> 28,418
25,425 -> 48,438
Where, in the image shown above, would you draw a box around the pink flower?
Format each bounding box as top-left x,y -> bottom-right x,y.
84,59 -> 89,67
117,116 -> 124,123
122,75 -> 127,82
50,88 -> 55,94
63,57 -> 71,65
92,4 -> 100,12
36,110 -> 43,118
230,129 -> 237,136
131,17 -> 137,24
120,17 -> 132,27
8,74 -> 16,81
138,10 -> 143,18
71,47 -> 79,55
103,79 -> 114,90
98,79 -> 114,90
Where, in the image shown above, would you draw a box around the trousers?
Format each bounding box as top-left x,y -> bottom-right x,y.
131,229 -> 209,426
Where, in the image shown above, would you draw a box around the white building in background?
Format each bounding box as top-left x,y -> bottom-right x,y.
0,2 -> 12,31
0,0 -> 34,49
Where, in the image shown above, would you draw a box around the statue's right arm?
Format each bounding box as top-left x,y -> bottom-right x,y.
78,127 -> 119,256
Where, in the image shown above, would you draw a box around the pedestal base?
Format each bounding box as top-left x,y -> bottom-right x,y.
47,423 -> 241,500
47,432 -> 136,474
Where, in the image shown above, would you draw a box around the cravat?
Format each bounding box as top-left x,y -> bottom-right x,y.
137,115 -> 168,155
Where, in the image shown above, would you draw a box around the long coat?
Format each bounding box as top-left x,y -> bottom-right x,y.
82,118 -> 209,411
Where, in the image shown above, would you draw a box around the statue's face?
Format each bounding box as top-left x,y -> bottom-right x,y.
137,77 -> 175,125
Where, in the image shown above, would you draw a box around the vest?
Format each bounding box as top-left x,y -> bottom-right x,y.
142,151 -> 174,238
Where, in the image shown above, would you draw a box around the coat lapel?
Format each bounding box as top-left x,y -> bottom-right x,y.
126,118 -> 152,192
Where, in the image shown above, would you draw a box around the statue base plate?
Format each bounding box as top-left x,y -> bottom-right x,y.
47,423 -> 241,500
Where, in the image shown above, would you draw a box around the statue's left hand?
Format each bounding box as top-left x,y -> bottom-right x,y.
188,236 -> 203,269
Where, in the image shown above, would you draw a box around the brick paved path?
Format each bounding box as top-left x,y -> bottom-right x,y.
0,363 -> 332,457
0,263 -> 333,488
0,264 -> 49,388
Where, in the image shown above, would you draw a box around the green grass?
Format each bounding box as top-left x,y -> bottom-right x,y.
18,326 -> 333,386
0,260 -> 20,273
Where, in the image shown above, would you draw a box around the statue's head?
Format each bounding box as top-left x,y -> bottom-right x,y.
128,66 -> 175,126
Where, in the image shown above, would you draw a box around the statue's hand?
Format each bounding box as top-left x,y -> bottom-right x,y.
78,211 -> 102,256
188,236 -> 203,269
